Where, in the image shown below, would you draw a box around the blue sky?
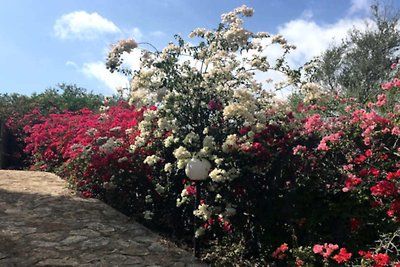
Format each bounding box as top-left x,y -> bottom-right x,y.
0,0 -> 393,96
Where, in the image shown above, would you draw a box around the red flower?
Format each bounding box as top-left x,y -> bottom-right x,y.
272,243 -> 289,260
354,154 -> 367,165
370,180 -> 397,197
333,248 -> 352,263
350,217 -> 361,231
369,167 -> 380,178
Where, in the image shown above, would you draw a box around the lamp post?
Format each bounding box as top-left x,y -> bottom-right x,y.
185,158 -> 211,258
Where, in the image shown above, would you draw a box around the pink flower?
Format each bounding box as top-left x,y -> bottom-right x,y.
313,243 -> 339,258
394,77 -> 400,87
392,126 -> 400,136
293,145 -> 307,155
381,81 -> 393,90
303,114 -> 323,134
313,244 -> 324,254
317,132 -> 342,151
376,94 -> 387,107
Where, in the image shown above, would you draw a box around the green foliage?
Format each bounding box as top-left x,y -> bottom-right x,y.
315,2 -> 400,103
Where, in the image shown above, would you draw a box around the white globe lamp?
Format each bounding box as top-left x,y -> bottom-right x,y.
185,158 -> 211,181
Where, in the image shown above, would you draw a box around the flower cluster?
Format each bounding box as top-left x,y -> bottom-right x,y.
22,6 -> 400,266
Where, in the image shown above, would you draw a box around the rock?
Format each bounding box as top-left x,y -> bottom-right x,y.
0,170 -> 206,266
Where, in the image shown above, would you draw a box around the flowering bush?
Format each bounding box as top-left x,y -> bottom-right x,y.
23,6 -> 399,266
24,102 -> 158,215
0,85 -> 104,168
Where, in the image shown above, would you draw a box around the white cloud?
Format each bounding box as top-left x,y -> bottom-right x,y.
80,49 -> 141,92
65,60 -> 78,68
54,11 -> 121,40
127,27 -> 143,41
349,0 -> 371,15
255,13 -> 373,98
149,30 -> 166,38
301,9 -> 314,20
82,61 -> 129,91
277,18 -> 369,67
120,49 -> 143,72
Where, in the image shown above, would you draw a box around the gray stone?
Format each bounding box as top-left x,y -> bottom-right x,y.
60,235 -> 88,245
81,237 -> 110,248
0,170 -> 206,266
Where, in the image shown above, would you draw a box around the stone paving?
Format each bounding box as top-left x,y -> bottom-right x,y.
0,170 -> 207,267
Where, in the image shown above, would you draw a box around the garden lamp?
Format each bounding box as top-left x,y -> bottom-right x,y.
185,158 -> 211,257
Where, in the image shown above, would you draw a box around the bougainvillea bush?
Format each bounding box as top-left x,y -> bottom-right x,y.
24,102 -> 158,215
23,6 -> 399,266
1,84 -> 104,168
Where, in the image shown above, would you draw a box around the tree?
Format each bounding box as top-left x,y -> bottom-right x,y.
315,2 -> 400,104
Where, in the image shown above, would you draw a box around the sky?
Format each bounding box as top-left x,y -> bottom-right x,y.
0,0 -> 396,96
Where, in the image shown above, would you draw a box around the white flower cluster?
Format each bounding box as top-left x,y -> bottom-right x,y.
183,132 -> 199,145
106,5 -> 300,227
301,82 -> 324,103
193,203 -> 212,220
106,39 -> 138,72
99,137 -> 122,154
222,134 -> 238,153
173,146 -> 191,169
86,128 -> 98,137
144,155 -> 160,166
209,167 -> 240,183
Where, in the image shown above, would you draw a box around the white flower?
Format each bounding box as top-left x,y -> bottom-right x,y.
195,227 -> 206,238
86,128 -> 98,137
143,210 -> 154,220
183,132 -> 200,145
301,82 -> 324,103
157,117 -> 169,130
125,128 -> 134,135
177,159 -> 189,170
164,163 -> 173,173
117,156 -> 128,163
145,195 -> 153,204
163,135 -> 175,147
99,138 -> 121,154
173,146 -> 191,160
129,144 -> 136,153
180,188 -> 189,197
223,103 -> 254,123
222,134 -> 238,153
193,203 -> 211,220
224,204 -> 237,217
109,126 -> 122,133
134,136 -> 146,147
155,183 -> 165,194
209,168 -> 227,183
144,155 -> 160,166
214,158 -> 224,166
144,109 -> 158,122
203,135 -> 215,148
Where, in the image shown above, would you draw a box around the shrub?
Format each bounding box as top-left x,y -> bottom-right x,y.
23,6 -> 399,266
